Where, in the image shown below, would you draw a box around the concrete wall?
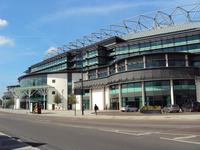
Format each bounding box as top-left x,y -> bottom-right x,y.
47,73 -> 68,110
92,88 -> 104,110
196,77 -> 200,102
105,87 -> 110,110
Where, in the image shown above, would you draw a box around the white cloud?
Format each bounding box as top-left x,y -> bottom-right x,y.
0,18 -> 8,28
0,36 -> 14,46
40,3 -> 137,22
45,46 -> 59,55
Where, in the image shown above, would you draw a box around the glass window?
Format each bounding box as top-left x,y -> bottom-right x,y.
146,55 -> 166,68
188,44 -> 200,53
116,47 -> 129,55
174,37 -> 187,46
187,35 -> 200,44
162,39 -> 174,48
145,80 -> 170,107
173,79 -> 196,107
140,42 -> 150,51
110,85 -> 119,95
151,40 -> 162,49
129,44 -> 139,53
127,57 -> 143,70
20,75 -> 47,87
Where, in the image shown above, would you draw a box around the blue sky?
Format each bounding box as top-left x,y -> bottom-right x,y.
0,0 -> 198,97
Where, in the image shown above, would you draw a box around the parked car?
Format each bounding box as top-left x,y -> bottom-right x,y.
162,104 -> 181,113
181,101 -> 200,112
121,105 -> 138,112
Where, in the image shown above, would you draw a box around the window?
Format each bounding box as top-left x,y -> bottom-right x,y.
146,55 -> 166,68
52,91 -> 56,95
127,57 -> 143,70
52,79 -> 56,83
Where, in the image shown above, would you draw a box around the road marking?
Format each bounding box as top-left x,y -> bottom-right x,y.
160,136 -> 200,145
99,129 -> 159,136
174,135 -> 197,140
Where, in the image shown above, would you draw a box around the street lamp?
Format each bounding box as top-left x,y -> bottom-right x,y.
81,51 -> 84,116
61,89 -> 64,110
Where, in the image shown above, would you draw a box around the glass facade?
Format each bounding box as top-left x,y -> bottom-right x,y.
121,82 -> 142,109
146,55 -> 166,68
31,57 -> 67,73
127,57 -> 143,70
145,81 -> 171,107
20,75 -> 47,87
111,35 -> 200,58
173,79 -> 196,106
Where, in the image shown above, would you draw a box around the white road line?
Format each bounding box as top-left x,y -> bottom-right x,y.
99,129 -> 159,136
174,135 -> 197,140
160,137 -> 200,145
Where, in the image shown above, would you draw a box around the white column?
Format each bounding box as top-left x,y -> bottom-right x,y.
170,79 -> 174,105
125,59 -> 128,71
103,87 -> 106,110
185,54 -> 189,67
165,54 -> 168,67
119,84 -> 122,110
96,69 -> 98,78
107,67 -> 110,76
143,56 -> 146,68
115,63 -> 118,73
141,81 -> 145,107
90,89 -> 93,110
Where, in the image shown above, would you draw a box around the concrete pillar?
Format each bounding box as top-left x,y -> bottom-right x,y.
107,67 -> 110,76
115,63 -> 118,73
119,84 -> 122,110
125,59 -> 128,71
185,54 -> 189,67
90,89 -> 93,110
103,87 -> 106,110
141,81 -> 145,106
165,54 -> 168,67
143,55 -> 146,68
195,77 -> 200,102
86,71 -> 89,80
170,79 -> 175,105
96,69 -> 98,78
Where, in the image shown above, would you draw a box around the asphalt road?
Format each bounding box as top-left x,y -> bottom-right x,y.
0,112 -> 200,150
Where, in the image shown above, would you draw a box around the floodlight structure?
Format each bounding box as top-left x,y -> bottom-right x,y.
45,2 -> 200,58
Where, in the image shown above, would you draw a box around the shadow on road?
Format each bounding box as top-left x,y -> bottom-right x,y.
0,134 -> 46,149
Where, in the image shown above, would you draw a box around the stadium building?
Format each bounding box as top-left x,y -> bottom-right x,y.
6,4 -> 200,111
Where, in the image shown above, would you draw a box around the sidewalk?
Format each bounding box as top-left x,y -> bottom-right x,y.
0,108 -> 200,121
0,132 -> 39,150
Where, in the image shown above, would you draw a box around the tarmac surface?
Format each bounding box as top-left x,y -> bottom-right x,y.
0,109 -> 200,150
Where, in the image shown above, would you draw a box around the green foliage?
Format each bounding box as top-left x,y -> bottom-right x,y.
54,93 -> 62,105
6,99 -> 14,108
68,94 -> 77,105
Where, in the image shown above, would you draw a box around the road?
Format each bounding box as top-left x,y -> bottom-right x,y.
0,112 -> 200,150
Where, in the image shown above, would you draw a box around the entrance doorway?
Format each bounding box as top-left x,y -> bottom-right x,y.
110,98 -> 119,110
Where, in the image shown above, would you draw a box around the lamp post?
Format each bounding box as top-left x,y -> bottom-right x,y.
61,89 -> 64,110
81,51 -> 84,116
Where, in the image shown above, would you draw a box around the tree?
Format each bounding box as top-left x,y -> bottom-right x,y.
54,93 -> 62,106
68,94 -> 77,116
68,94 -> 77,105
6,99 -> 14,108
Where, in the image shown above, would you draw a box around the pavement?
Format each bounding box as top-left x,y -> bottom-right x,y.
0,132 -> 39,150
0,108 -> 200,121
